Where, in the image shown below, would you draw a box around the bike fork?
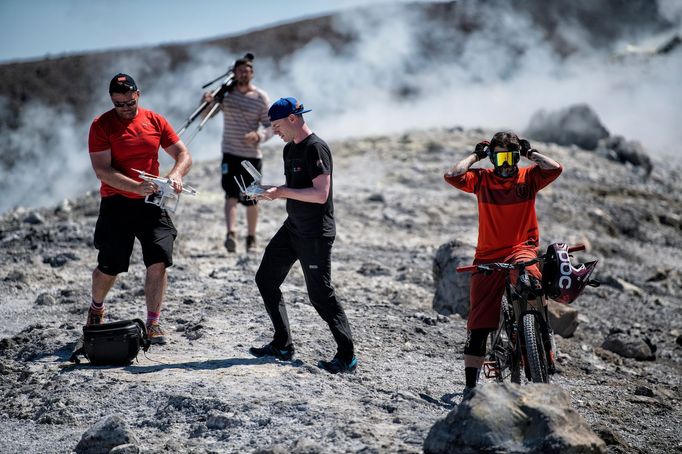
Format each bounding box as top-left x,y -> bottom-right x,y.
544,304 -> 557,374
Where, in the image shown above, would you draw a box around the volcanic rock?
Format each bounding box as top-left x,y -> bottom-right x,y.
424,383 -> 606,453
524,104 -> 609,150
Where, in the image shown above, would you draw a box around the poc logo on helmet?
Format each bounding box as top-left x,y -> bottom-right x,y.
556,248 -> 572,289
542,242 -> 599,305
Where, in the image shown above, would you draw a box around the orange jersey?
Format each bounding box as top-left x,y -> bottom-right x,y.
445,165 -> 562,260
88,107 -> 179,198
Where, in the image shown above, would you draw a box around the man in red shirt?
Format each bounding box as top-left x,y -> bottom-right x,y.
444,131 -> 562,394
87,73 -> 193,344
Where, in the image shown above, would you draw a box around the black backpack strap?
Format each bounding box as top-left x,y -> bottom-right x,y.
69,335 -> 87,364
133,319 -> 151,352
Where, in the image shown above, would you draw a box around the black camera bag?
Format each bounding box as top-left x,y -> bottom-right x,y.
70,319 -> 150,365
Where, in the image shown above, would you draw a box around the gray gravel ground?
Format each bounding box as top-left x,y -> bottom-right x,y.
1,127 -> 680,453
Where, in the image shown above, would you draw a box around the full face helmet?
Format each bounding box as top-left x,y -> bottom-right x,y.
488,134 -> 520,178
542,243 -> 598,304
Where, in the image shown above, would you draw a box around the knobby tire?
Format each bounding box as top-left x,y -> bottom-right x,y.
523,313 -> 549,383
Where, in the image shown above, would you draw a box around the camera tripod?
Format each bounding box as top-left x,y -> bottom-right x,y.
176,52 -> 254,144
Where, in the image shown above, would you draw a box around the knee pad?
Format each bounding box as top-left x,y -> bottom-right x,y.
464,328 -> 490,357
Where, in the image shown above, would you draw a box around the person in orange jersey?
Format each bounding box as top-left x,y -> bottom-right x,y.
444,131 -> 562,395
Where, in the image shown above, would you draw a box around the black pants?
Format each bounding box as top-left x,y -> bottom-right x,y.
255,226 -> 354,361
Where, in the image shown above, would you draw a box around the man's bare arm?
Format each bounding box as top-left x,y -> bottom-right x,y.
89,150 -> 155,195
163,140 -> 193,193
200,92 -> 221,120
527,150 -> 561,170
445,154 -> 479,178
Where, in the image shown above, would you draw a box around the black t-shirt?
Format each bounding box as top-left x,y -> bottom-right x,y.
283,133 -> 336,237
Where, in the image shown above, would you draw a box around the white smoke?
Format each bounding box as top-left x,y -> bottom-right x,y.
260,4 -> 681,160
658,0 -> 682,25
1,101 -> 96,211
1,2 -> 680,213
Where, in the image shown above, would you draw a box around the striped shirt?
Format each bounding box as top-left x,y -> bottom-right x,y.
220,85 -> 273,159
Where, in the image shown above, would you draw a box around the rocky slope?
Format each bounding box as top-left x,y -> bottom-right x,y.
0,128 -> 681,453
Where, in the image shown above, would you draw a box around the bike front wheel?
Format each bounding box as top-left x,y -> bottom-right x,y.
522,313 -> 549,383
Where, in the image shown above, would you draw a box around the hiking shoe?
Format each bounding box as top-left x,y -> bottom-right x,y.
146,322 -> 167,345
246,235 -> 256,252
224,231 -> 237,253
318,355 -> 358,374
249,342 -> 295,361
86,308 -> 105,326
462,386 -> 475,400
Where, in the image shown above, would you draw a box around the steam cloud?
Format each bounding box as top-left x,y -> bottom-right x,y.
1,1 -> 680,213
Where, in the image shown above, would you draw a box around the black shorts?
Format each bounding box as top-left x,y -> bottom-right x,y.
93,195 -> 177,275
221,153 -> 262,206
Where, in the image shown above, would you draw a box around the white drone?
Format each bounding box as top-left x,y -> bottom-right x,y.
132,169 -> 198,213
234,160 -> 269,200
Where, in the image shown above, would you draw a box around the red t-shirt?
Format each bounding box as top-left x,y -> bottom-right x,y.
88,107 -> 179,198
445,165 -> 562,260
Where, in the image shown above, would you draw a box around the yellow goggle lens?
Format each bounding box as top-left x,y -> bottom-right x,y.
495,151 -> 515,167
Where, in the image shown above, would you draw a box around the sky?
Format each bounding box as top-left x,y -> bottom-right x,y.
0,0 -> 417,63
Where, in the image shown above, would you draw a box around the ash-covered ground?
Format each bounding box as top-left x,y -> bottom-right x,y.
1,128 -> 680,453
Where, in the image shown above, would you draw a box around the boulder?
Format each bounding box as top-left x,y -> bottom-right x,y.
595,135 -> 652,174
34,293 -> 56,306
5,270 -> 27,283
547,301 -> 579,338
108,445 -> 140,454
601,332 -> 655,360
22,211 -> 45,225
424,383 -> 606,453
75,415 -> 140,454
524,104 -> 609,150
432,240 -> 473,317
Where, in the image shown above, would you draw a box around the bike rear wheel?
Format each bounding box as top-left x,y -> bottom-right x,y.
522,313 -> 549,383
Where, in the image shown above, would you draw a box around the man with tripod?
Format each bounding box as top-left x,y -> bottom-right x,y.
202,54 -> 273,253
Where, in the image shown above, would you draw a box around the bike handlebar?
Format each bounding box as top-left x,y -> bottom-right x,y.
456,243 -> 586,273
568,244 -> 585,253
456,264 -> 479,273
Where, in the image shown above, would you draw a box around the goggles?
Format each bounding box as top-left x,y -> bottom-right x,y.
493,150 -> 519,167
113,99 -> 137,108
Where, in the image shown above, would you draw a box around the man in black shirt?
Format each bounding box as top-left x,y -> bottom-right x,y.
249,97 -> 356,374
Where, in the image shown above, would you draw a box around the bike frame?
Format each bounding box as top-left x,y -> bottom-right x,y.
484,288 -> 520,382
484,268 -> 553,382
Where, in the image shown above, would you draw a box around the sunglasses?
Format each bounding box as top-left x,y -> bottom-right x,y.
113,99 -> 137,108
494,150 -> 519,167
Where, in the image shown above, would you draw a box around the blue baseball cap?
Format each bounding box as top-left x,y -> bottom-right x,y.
268,97 -> 311,121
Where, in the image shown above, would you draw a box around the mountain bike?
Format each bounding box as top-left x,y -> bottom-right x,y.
456,243 -> 599,384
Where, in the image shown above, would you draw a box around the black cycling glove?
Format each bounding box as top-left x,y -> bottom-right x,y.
473,141 -> 490,161
519,139 -> 538,158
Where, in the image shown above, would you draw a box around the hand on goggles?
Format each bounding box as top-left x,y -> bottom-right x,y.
493,150 -> 520,167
